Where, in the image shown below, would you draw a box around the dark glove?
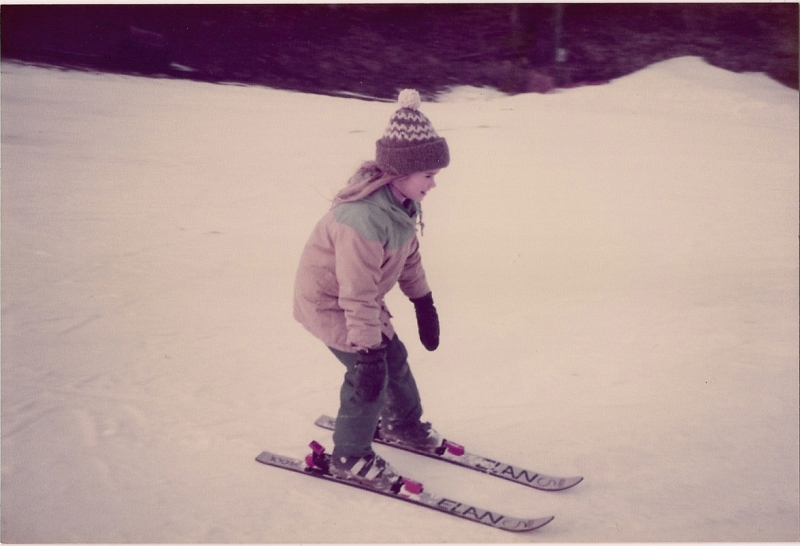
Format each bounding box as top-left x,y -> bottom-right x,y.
411,292 -> 439,351
353,345 -> 387,403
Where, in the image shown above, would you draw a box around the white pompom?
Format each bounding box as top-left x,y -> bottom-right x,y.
397,89 -> 421,110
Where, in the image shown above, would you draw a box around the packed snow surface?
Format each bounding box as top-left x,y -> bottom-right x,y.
1,57 -> 798,543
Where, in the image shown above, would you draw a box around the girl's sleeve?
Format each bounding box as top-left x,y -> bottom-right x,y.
398,236 -> 432,299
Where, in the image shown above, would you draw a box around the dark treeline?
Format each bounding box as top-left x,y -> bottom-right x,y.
2,4 -> 797,99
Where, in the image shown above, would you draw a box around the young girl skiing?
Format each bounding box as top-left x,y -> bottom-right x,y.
293,89 -> 449,489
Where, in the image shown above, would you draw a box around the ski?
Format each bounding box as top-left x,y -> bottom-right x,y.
255,442 -> 554,533
315,414 -> 583,492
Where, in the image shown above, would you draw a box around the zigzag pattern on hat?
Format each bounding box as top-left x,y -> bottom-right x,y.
383,124 -> 439,142
383,131 -> 439,143
385,117 -> 434,130
391,110 -> 429,122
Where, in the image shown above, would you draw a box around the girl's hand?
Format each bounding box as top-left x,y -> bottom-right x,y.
411,292 -> 439,351
353,345 -> 388,403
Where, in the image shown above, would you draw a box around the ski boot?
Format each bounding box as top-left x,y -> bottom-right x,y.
305,441 -> 424,495
380,421 -> 465,456
313,442 -> 403,492
380,420 -> 442,451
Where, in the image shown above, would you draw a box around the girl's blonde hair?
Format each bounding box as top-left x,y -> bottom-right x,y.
332,161 -> 408,207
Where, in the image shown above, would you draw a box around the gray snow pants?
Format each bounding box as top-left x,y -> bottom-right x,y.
328,334 -> 424,459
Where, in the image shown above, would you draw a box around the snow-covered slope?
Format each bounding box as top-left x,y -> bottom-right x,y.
2,57 -> 798,542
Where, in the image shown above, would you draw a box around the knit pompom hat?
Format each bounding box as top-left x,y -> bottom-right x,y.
375,89 -> 450,176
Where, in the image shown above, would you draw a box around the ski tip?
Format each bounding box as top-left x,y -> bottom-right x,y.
510,515 -> 554,532
535,475 -> 583,491
562,476 -> 584,490
538,515 -> 556,529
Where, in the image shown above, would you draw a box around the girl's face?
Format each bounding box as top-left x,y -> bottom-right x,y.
391,169 -> 440,202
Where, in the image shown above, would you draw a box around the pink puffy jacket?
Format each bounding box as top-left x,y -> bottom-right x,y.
293,185 -> 431,353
